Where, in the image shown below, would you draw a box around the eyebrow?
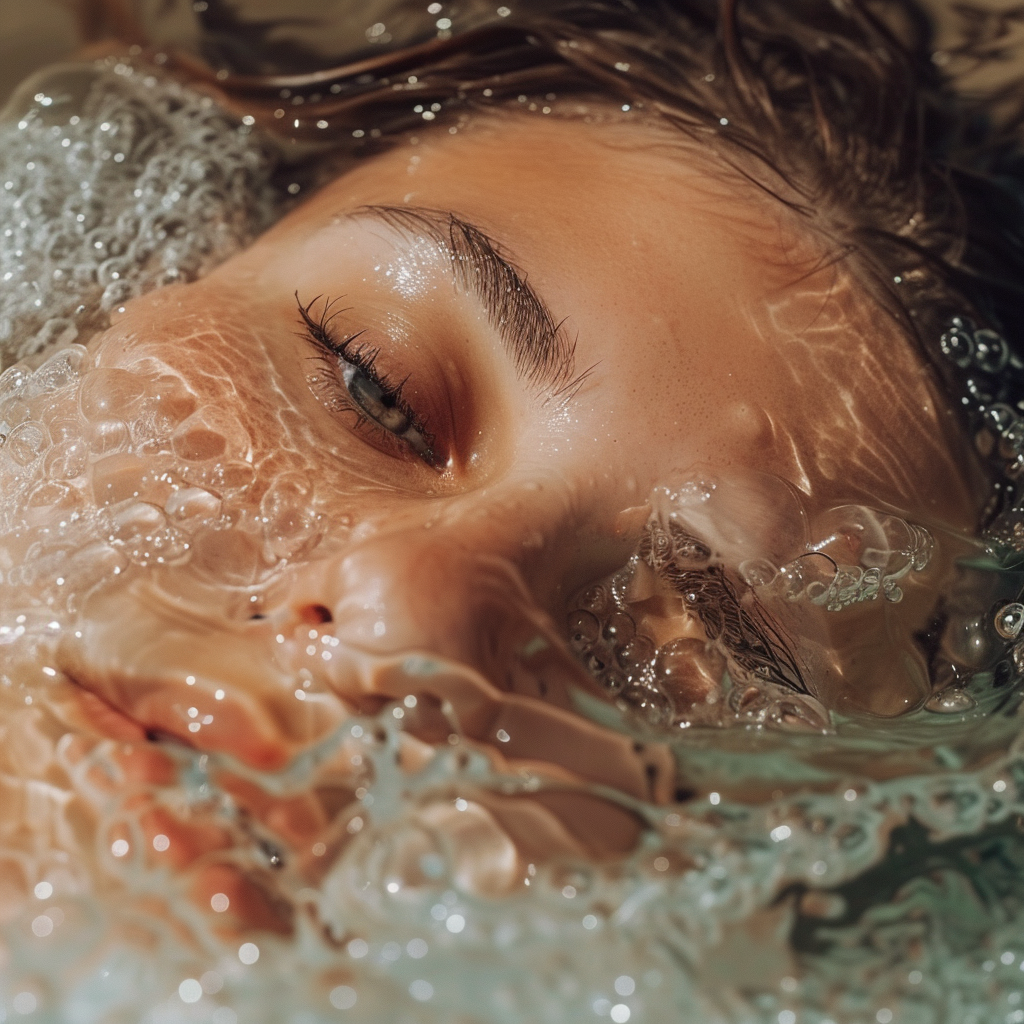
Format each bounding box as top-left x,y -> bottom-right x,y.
353,205 -> 586,400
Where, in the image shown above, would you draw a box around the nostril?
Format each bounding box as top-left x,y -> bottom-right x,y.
298,603 -> 334,625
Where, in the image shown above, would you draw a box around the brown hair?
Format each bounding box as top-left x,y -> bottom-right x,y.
78,0 -> 1024,510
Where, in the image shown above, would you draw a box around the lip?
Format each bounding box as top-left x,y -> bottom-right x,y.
56,655 -> 335,773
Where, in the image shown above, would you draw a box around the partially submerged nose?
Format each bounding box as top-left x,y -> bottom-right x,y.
261,513 -> 675,803
275,525 -> 586,706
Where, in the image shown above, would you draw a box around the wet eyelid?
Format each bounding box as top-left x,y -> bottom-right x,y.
295,294 -> 447,468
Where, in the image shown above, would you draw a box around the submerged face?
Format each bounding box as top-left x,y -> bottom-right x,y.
0,113 -> 986,795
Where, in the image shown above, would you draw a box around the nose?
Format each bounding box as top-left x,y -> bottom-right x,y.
273,468 -> 621,695
264,486 -> 674,803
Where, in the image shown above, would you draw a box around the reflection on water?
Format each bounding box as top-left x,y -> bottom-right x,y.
3,59 -> 1024,1024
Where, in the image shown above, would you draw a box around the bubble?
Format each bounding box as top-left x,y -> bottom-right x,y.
739,557 -> 778,587
260,471 -> 322,559
86,418 -> 130,456
924,688 -> 976,713
939,324 -> 975,367
90,453 -> 147,506
617,634 -> 655,674
109,502 -> 189,566
0,365 -> 30,405
602,611 -> 635,645
78,367 -> 146,421
43,437 -> 88,480
1015,641 -> 1024,675
776,553 -> 836,603
143,374 -> 198,433
578,584 -> 608,615
188,459 -> 256,497
6,420 -> 50,466
567,609 -> 600,653
26,480 -> 73,510
996,603 -> 1024,641
945,614 -> 1001,669
31,344 -> 87,392
973,328 -> 1008,373
603,667 -> 627,695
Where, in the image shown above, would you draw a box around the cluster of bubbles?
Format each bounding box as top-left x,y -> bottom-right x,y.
939,316 -> 1024,477
565,476 -> 955,730
568,581 -> 688,730
568,505 -> 820,732
0,57 -> 280,366
0,344 -> 329,636
739,506 -> 934,612
936,316 -> 1024,705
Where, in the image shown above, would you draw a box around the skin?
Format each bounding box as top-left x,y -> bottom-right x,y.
0,112 -> 989,924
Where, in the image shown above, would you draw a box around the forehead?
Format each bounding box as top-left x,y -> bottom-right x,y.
288,113 -> 804,302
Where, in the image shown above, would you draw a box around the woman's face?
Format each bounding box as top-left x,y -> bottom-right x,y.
11,113 -> 984,790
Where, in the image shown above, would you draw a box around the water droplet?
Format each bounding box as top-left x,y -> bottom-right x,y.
567,609 -> 599,652
995,602 -> 1024,640
924,688 -> 976,713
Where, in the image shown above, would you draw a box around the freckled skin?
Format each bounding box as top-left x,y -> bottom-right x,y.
0,113 -> 988,910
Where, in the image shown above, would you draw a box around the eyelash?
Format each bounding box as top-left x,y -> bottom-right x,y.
296,293 -> 440,467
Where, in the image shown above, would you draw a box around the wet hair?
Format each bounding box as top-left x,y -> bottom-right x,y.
74,0 -> 1024,519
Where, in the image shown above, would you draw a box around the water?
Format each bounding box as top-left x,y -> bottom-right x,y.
2,59 -> 1024,1024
